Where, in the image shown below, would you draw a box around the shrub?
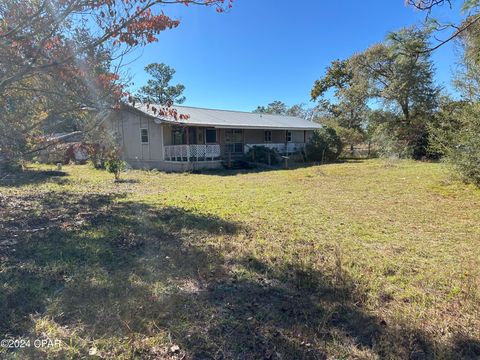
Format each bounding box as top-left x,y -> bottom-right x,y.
244,146 -> 279,165
88,144 -> 110,170
305,127 -> 343,163
430,102 -> 480,186
105,158 -> 127,181
371,123 -> 413,159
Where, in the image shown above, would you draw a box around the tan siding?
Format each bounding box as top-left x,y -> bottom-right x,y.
114,110 -> 164,161
244,129 -> 264,144
218,129 -> 226,146
148,121 -> 163,160
240,129 -> 309,144
290,130 -> 304,143
163,125 -> 172,146
272,130 -> 286,143
121,111 -> 142,160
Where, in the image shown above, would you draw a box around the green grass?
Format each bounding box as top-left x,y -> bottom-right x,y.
0,160 -> 479,359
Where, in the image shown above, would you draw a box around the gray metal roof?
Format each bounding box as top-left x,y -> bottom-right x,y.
131,104 -> 323,130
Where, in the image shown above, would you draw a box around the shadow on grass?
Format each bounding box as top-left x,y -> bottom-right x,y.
0,191 -> 477,359
199,162 -> 321,177
0,169 -> 69,187
114,178 -> 140,184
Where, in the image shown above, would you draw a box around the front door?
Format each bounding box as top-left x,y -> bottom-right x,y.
225,129 -> 243,154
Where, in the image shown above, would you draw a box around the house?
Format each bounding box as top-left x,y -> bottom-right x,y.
109,103 -> 322,171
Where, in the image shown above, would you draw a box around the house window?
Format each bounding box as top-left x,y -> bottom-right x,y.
141,128 -> 149,144
206,128 -> 217,143
286,131 -> 292,142
264,130 -> 272,143
225,129 -> 243,153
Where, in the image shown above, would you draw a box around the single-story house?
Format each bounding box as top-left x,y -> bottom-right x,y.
109,103 -> 322,171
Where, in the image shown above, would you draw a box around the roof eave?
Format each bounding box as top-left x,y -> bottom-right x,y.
158,119 -> 322,131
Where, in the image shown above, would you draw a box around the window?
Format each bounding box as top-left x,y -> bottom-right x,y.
264,130 -> 272,143
225,129 -> 243,153
141,128 -> 149,143
206,128 -> 217,143
286,131 -> 292,142
225,129 -> 243,143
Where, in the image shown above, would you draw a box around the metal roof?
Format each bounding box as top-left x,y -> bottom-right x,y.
131,104 -> 323,130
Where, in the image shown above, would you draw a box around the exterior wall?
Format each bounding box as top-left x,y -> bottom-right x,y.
244,129 -> 264,143
271,130 -> 285,143
243,129 -> 308,144
163,125 -> 173,146
290,130 -> 305,143
218,128 -> 226,147
110,109 -> 164,162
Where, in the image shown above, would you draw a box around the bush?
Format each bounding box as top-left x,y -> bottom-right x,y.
429,102 -> 480,185
244,146 -> 279,165
371,123 -> 413,159
305,127 -> 343,163
105,158 -> 127,181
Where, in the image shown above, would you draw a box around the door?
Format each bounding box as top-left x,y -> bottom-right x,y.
225,129 -> 244,154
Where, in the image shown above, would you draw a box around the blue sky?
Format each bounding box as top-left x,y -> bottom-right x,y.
124,0 -> 463,111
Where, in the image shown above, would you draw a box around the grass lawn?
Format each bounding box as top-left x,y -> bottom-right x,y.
1,159 -> 479,359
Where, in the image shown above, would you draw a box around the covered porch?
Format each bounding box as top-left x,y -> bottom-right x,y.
162,125 -> 308,162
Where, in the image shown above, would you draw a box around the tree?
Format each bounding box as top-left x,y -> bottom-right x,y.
137,63 -> 186,105
0,0 -> 231,94
253,101 -> 318,120
430,98 -> 480,184
305,127 -> 343,163
284,103 -> 321,120
311,59 -> 370,155
253,101 -> 288,115
429,20 -> 480,185
405,0 -> 480,52
0,0 -> 232,166
351,27 -> 440,158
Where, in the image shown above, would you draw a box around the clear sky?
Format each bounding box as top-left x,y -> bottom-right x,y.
124,0 -> 463,112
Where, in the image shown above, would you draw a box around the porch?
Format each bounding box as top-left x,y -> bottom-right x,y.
162,125 -> 310,163
164,144 -> 222,162
163,143 -> 306,162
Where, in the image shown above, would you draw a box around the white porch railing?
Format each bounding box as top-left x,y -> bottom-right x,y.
244,143 -> 305,154
164,144 -> 221,162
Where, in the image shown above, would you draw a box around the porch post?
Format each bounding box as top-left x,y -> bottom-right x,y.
186,127 -> 190,162
285,130 -> 288,156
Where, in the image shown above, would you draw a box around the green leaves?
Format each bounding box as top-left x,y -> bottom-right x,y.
138,63 -> 186,106
462,0 -> 480,12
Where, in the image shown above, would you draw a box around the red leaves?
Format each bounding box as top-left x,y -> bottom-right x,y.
44,36 -> 62,51
145,103 -> 189,121
95,0 -> 233,46
117,12 -> 180,46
